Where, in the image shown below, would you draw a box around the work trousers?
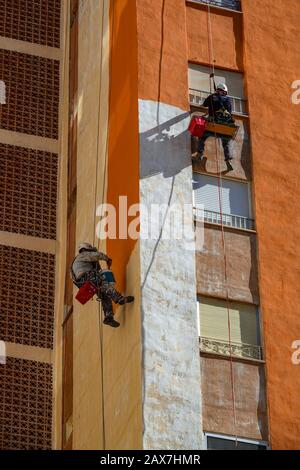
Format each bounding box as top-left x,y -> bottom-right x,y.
76,271 -> 124,319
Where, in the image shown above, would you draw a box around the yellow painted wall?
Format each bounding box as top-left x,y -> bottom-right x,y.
71,0 -> 142,450
103,242 -> 142,450
72,0 -> 109,449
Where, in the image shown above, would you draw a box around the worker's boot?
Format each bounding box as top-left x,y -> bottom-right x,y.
192,151 -> 203,161
118,296 -> 134,305
103,315 -> 120,328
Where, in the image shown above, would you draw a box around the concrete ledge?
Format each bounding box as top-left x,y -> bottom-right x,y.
0,36 -> 61,60
200,350 -> 265,365
0,231 -> 56,254
202,220 -> 256,234
5,342 -> 52,364
0,129 -> 59,153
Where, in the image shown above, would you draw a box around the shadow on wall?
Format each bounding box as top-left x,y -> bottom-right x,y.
232,9 -> 244,71
191,120 -> 251,180
239,124 -> 251,179
257,364 -> 269,441
249,234 -> 259,304
140,110 -> 191,180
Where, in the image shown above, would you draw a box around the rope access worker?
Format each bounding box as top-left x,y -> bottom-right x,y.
193,83 -> 235,162
71,242 -> 134,328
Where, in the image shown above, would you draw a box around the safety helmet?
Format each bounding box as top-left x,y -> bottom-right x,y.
217,83 -> 228,93
78,242 -> 94,253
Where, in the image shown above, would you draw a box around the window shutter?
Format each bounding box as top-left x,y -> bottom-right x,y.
199,297 -> 258,346
193,173 -> 250,218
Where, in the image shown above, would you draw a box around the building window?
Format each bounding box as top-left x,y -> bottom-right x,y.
205,433 -> 268,450
192,0 -> 242,13
198,297 -> 262,360
189,64 -> 247,116
193,173 -> 254,231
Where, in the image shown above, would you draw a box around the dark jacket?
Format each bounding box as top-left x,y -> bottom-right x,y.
203,93 -> 232,119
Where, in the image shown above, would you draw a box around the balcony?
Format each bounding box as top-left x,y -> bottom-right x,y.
189,88 -> 247,116
194,207 -> 255,231
191,0 -> 241,12
200,336 -> 263,361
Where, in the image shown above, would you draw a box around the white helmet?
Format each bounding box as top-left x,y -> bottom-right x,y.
78,242 -> 94,252
217,83 -> 228,93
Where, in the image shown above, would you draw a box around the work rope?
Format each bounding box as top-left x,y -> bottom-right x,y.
91,1 -> 114,451
206,3 -> 238,444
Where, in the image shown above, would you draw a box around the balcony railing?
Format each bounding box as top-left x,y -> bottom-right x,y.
194,207 -> 255,231
200,337 -> 263,360
192,0 -> 241,12
189,88 -> 247,116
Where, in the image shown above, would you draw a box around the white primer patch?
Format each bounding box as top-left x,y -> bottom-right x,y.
139,99 -> 204,450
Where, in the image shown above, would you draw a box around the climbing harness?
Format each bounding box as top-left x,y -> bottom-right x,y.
100,269 -> 116,286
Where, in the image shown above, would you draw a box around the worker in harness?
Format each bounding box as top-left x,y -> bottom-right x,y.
193,83 -> 235,162
71,242 -> 134,328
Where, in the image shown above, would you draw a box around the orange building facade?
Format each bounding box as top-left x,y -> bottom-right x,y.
105,0 -> 300,450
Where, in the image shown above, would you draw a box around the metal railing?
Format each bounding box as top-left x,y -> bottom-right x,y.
194,207 -> 255,231
200,337 -> 263,360
192,0 -> 241,11
189,88 -> 247,116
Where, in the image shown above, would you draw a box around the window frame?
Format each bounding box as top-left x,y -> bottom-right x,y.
193,172 -> 255,232
188,63 -> 247,116
204,432 -> 269,450
189,0 -> 242,13
197,297 -> 263,361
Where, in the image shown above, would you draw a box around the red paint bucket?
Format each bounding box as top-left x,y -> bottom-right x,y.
75,281 -> 98,305
188,116 -> 206,138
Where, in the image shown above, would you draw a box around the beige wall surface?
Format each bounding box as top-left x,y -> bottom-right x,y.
103,242 -> 142,450
201,355 -> 268,441
72,0 -> 109,450
196,226 -> 259,305
192,116 -> 251,181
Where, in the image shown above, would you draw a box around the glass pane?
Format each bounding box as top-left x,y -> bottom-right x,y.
207,436 -> 267,450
